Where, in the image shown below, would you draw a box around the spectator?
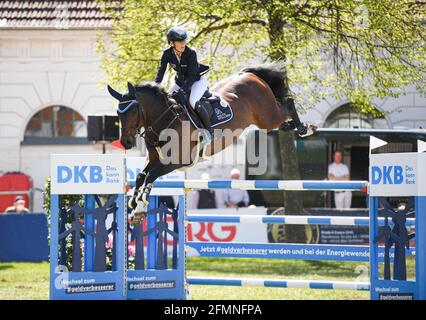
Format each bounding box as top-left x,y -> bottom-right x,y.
223,168 -> 250,208
192,173 -> 218,209
5,196 -> 30,214
158,196 -> 175,209
328,151 -> 352,209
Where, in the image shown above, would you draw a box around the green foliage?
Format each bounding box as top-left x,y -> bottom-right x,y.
43,177 -> 83,271
96,0 -> 425,113
43,177 -> 83,220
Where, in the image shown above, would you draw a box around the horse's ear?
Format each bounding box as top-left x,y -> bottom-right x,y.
107,84 -> 123,101
127,82 -> 136,99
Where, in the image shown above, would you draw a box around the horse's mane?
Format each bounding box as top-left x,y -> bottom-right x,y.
135,82 -> 172,106
241,62 -> 289,101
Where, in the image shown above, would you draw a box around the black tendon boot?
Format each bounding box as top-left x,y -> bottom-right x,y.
285,97 -> 315,137
195,101 -> 214,144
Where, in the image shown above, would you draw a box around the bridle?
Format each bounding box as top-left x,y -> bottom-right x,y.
117,97 -> 184,147
117,99 -> 144,135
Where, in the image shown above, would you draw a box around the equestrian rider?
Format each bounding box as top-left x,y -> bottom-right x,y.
155,27 -> 213,143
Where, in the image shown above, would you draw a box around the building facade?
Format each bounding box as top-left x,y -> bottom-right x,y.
0,1 -> 140,211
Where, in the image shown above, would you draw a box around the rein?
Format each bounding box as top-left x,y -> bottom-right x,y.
139,104 -> 181,147
136,99 -> 183,147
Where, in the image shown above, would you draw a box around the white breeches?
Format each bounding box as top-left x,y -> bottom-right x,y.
168,75 -> 208,109
334,191 -> 352,209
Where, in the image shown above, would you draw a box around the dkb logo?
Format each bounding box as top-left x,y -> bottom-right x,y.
57,165 -> 103,183
371,165 -> 404,185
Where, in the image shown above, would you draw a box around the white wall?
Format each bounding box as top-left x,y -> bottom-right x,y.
0,29 -> 118,173
300,85 -> 426,129
0,28 -> 143,212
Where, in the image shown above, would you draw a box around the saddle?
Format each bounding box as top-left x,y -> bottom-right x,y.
171,89 -> 233,129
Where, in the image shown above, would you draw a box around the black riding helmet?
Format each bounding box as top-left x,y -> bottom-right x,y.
167,27 -> 188,42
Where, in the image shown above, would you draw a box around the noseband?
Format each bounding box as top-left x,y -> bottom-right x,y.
117,100 -> 144,137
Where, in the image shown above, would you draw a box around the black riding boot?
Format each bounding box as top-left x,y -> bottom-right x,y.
195,101 -> 214,143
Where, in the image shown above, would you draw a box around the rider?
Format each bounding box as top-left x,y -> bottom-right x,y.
155,27 -> 213,143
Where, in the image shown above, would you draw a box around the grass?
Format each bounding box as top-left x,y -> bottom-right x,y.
0,257 -> 415,300
0,262 -> 49,300
187,258 -> 370,300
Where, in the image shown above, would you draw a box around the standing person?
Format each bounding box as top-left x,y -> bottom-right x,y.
191,173 -> 218,209
4,196 -> 30,214
155,27 -> 213,143
222,168 -> 250,208
328,150 -> 352,209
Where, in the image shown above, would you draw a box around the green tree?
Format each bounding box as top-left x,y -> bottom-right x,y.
97,0 -> 425,242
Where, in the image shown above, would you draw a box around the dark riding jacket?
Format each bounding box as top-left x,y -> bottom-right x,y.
155,46 -> 209,94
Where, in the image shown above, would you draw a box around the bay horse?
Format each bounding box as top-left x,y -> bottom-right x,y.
107,63 -> 316,210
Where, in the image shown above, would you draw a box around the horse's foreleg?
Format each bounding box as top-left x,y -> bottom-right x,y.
138,163 -> 182,206
130,147 -> 160,217
129,171 -> 147,209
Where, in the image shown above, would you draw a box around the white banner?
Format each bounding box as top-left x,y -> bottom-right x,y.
370,152 -> 426,196
186,207 -> 268,256
127,207 -> 269,258
50,154 -> 125,195
126,156 -> 185,195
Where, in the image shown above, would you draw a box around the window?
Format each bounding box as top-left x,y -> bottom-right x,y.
325,103 -> 388,129
24,106 -> 87,144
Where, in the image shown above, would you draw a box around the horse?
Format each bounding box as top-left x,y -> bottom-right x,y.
107,63 -> 316,211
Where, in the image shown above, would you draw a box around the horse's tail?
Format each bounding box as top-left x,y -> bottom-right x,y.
241,62 -> 288,102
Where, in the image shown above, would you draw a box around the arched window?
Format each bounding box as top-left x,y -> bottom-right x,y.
325,103 -> 388,129
24,106 -> 87,144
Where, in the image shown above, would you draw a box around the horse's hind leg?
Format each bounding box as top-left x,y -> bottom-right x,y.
283,98 -> 302,128
281,98 -> 317,137
279,120 -> 297,131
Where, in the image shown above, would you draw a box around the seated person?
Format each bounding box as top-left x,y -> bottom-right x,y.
5,196 -> 30,214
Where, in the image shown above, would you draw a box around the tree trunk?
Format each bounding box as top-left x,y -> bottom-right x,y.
267,9 -> 307,243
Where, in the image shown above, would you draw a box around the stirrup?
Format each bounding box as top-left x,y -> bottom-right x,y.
173,103 -> 184,113
200,129 -> 212,144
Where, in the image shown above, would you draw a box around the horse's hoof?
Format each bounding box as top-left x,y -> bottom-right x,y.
298,124 -> 317,138
128,196 -> 137,210
141,192 -> 149,206
130,211 -> 146,226
307,124 -> 318,135
135,191 -> 143,203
